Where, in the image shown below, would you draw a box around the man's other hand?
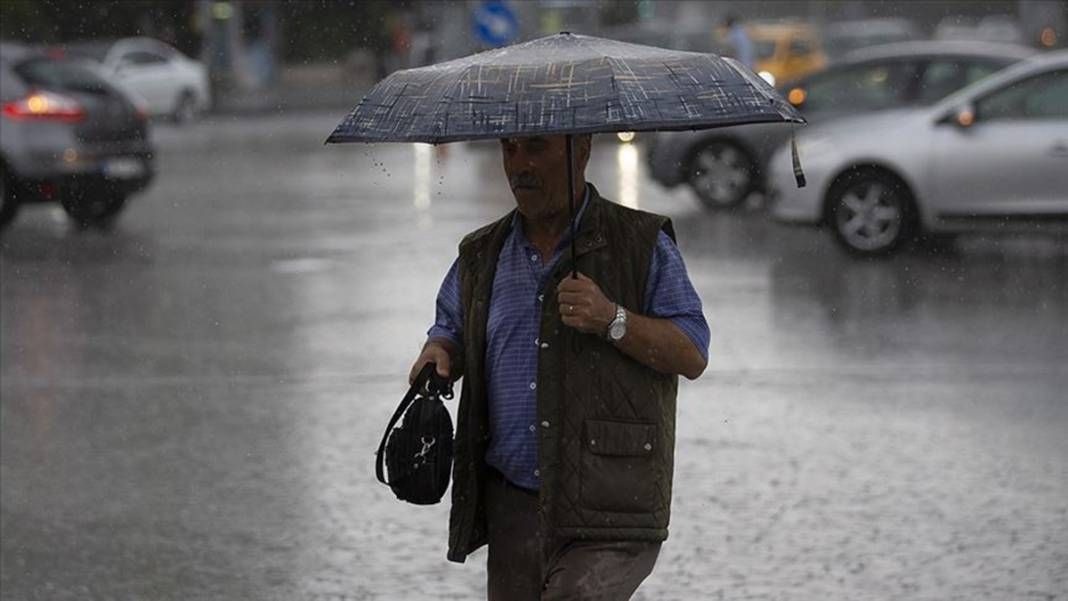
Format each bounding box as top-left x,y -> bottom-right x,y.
556,272 -> 615,336
409,339 -> 455,385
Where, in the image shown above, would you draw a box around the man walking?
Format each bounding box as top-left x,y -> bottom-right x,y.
409,134 -> 709,600
725,14 -> 755,70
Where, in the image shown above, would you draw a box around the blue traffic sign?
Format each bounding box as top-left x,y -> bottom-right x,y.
473,1 -> 519,47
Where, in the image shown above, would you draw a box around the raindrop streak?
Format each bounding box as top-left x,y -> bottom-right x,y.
617,143 -> 640,210
413,143 -> 432,210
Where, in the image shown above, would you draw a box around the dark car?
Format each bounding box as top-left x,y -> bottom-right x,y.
1,42 -> 154,229
645,41 -> 1036,210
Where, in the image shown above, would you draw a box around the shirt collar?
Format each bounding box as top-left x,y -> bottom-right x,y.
511,183 -> 591,252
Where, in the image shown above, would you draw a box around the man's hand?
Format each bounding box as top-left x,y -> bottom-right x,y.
556,272 -> 616,336
409,338 -> 456,385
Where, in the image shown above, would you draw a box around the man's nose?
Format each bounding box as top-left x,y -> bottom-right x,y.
507,151 -> 536,170
512,146 -> 534,163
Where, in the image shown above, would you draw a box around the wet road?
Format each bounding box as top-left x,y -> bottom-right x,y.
2,112 -> 1066,600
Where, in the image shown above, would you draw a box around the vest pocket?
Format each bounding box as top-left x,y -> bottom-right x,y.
580,419 -> 658,514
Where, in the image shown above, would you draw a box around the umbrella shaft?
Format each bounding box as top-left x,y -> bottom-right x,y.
567,134 -> 577,279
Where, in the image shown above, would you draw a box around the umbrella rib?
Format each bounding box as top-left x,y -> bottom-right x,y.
475,64 -> 485,97
663,62 -> 682,89
565,63 -> 574,108
508,65 -> 521,95
431,63 -> 479,141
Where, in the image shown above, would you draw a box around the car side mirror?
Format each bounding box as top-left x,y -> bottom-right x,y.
941,104 -> 976,129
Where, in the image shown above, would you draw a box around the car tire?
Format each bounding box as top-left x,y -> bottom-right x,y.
172,90 -> 198,124
826,169 -> 916,257
686,140 -> 757,210
0,170 -> 18,230
62,192 -> 127,229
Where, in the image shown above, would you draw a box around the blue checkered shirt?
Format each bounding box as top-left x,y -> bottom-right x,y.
427,192 -> 709,490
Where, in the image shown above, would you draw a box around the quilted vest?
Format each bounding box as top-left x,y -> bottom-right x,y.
446,185 -> 679,563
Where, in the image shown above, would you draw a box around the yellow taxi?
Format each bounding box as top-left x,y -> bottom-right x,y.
748,22 -> 828,86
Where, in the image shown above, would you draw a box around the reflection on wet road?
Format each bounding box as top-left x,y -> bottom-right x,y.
2,112 -> 1066,600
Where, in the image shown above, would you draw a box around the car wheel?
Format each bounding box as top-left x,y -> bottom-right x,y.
0,170 -> 18,230
827,169 -> 915,257
172,90 -> 198,124
62,192 -> 127,229
686,140 -> 756,210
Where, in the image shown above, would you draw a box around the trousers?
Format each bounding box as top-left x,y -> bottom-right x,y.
485,469 -> 661,601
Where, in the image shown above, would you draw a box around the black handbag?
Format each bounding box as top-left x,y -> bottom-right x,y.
375,362 -> 454,505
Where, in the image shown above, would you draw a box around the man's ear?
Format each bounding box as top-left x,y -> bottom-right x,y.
577,134 -> 593,169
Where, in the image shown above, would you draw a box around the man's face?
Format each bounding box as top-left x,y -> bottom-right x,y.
500,135 -> 586,221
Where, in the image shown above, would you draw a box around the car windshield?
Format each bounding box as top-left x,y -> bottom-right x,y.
801,61 -> 918,112
824,33 -> 911,57
61,41 -> 113,62
915,60 -> 1007,105
753,39 -> 777,60
14,57 -> 113,94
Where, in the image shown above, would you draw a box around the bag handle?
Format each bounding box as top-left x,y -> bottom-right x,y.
375,362 -> 451,485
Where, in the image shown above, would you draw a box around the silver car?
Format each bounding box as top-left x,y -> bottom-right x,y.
766,50 -> 1068,256
0,43 -> 154,230
62,37 -> 211,123
645,41 -> 1035,210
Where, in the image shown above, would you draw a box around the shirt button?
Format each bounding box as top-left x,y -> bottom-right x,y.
529,424 -> 536,433
534,337 -> 539,346
537,294 -> 544,302
533,469 -> 540,477
530,254 -> 538,262
529,382 -> 537,390
541,420 -> 550,428
540,342 -> 549,349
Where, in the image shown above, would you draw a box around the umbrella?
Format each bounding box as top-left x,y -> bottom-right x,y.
327,32 -> 806,264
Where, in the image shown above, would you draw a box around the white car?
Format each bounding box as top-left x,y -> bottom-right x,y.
64,37 -> 211,123
767,50 -> 1068,256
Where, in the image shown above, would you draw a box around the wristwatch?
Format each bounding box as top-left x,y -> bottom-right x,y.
606,304 -> 627,342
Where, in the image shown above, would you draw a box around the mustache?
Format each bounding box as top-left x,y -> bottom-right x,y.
510,174 -> 541,190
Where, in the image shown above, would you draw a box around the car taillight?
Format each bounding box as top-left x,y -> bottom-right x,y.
132,100 -> 148,121
2,91 -> 85,123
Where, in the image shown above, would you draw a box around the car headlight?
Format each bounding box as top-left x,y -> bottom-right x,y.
797,134 -> 835,162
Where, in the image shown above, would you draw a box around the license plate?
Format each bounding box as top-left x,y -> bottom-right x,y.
102,157 -> 145,179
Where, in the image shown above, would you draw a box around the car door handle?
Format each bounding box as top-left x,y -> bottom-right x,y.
1051,142 -> 1068,157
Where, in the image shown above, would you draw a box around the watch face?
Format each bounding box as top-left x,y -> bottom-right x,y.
609,322 -> 626,340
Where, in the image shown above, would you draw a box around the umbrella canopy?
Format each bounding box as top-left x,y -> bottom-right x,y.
326,32 -> 804,145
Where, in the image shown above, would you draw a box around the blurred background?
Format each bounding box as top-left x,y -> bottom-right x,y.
1,0 -> 1065,115
1,1 -> 1066,600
